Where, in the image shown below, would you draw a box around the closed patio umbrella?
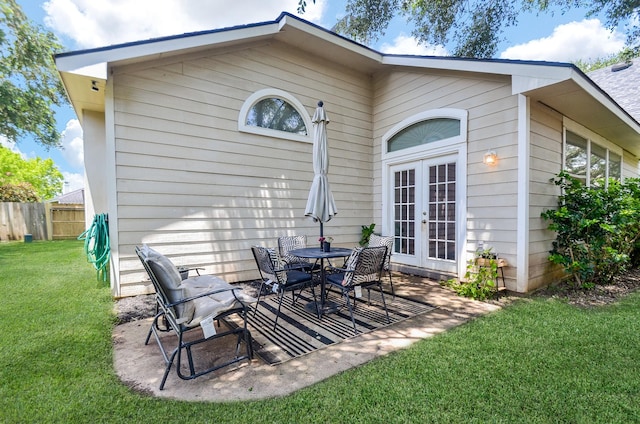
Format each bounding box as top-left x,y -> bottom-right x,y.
305,101 -> 337,238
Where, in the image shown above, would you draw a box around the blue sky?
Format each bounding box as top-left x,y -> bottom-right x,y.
9,1 -> 627,193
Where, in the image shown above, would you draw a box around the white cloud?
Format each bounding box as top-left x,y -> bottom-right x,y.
43,0 -> 327,49
500,19 -> 625,62
379,34 -> 448,56
62,171 -> 84,192
59,119 -> 84,170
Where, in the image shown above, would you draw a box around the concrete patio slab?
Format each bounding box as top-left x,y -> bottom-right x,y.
113,274 -> 501,402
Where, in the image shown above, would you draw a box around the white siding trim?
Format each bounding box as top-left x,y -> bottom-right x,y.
517,94 -> 530,292
105,75 -> 120,297
238,88 -> 313,143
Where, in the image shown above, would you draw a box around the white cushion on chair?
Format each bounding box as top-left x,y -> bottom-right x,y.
183,275 -> 256,327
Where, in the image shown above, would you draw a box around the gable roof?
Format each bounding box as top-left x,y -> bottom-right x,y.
51,188 -> 84,205
55,12 -> 640,156
588,59 -> 640,123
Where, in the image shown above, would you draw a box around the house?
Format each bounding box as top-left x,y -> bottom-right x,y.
52,188 -> 85,205
55,13 -> 640,297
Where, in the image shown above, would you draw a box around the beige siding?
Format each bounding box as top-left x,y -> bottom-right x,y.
107,40 -> 640,296
623,150 -> 639,178
528,103 -> 565,291
112,41 -> 374,294
372,68 -> 519,274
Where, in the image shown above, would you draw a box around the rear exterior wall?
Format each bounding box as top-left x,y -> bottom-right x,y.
111,40 -> 374,296
371,67 -> 521,289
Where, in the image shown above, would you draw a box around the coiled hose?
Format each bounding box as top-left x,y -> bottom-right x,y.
78,213 -> 110,282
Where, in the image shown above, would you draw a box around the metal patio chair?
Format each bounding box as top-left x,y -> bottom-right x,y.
325,246 -> 390,335
368,234 -> 395,297
251,245 -> 319,330
278,235 -> 320,272
136,245 -> 255,390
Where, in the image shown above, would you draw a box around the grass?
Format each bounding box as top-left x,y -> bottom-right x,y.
2,240 -> 640,423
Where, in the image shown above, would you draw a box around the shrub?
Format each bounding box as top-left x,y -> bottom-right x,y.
541,172 -> 640,287
442,248 -> 498,301
0,182 -> 39,202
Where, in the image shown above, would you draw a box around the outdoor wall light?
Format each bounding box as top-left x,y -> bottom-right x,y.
483,150 -> 498,166
91,80 -> 99,92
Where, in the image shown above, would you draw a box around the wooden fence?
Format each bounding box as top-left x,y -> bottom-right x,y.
0,202 -> 85,241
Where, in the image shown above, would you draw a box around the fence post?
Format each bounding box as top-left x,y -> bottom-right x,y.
44,202 -> 53,241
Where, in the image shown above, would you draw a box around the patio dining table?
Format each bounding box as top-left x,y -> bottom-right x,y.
288,247 -> 352,318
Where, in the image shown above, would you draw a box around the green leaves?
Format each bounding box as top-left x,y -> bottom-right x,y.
0,145 -> 63,201
541,172 -> 640,287
0,0 -> 68,147
334,0 -> 640,59
297,0 -> 316,14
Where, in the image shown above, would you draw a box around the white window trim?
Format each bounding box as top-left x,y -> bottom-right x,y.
382,108 -> 468,160
563,117 -> 623,184
238,88 -> 312,143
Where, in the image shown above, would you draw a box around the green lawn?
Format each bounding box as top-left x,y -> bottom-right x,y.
1,240 -> 639,423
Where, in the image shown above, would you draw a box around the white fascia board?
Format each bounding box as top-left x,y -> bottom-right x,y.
278,14 -> 383,63
59,62 -> 108,80
55,22 -> 280,77
384,55 -> 575,82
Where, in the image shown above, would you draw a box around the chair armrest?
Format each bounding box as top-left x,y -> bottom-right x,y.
326,264 -> 349,273
165,287 -> 245,309
176,266 -> 205,277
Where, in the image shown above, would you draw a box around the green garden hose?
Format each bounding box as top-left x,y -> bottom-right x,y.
78,213 -> 110,282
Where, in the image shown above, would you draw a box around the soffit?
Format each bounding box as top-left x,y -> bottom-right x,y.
524,78 -> 640,157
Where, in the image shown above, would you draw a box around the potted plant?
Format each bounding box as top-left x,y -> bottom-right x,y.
359,223 -> 376,246
474,247 -> 497,267
319,236 -> 333,252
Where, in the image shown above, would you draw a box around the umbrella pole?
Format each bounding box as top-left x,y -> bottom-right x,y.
320,222 -> 324,238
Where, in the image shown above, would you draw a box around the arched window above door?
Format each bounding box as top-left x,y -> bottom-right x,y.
384,109 -> 468,156
239,89 -> 312,143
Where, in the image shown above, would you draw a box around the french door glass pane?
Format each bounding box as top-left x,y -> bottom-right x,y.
427,162 -> 456,261
393,169 -> 416,255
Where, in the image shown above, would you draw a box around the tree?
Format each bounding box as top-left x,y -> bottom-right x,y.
0,145 -> 63,201
302,0 -> 640,59
0,0 -> 68,148
574,47 -> 640,72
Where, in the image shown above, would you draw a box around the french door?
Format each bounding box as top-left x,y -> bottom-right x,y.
389,157 -> 459,273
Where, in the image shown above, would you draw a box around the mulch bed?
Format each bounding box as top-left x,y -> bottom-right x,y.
525,268 -> 640,308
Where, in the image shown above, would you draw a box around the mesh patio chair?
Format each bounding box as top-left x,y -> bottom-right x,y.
368,234 -> 395,297
277,235 -> 320,272
325,246 -> 390,335
251,245 -> 319,330
136,245 -> 255,390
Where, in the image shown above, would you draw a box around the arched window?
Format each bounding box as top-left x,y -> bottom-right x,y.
383,109 -> 467,156
388,118 -> 460,152
239,89 -> 311,143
